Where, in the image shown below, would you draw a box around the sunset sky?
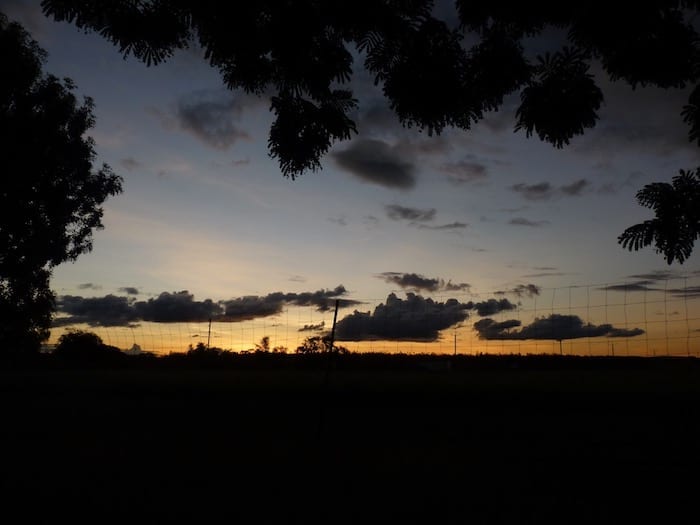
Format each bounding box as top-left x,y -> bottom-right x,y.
4,0 -> 700,355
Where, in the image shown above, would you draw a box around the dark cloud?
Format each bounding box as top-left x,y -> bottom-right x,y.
385,204 -> 435,222
522,271 -> 567,278
511,182 -> 553,200
55,286 -> 358,327
378,273 -> 470,293
223,286 -> 359,320
333,139 -> 416,189
328,216 -> 347,226
299,322 -> 325,332
120,157 -> 141,171
336,293 -> 470,342
495,284 -> 541,298
119,287 -> 140,295
285,286 -> 361,311
443,281 -> 471,292
379,272 -> 440,292
560,179 -> 589,196
511,180 -> 591,200
474,314 -> 644,341
54,295 -> 139,327
134,291 -> 223,322
440,160 -> 488,185
666,286 -> 700,298
77,283 -> 101,291
509,218 -> 549,227
467,298 -> 517,317
627,271 -> 678,281
416,222 -> 468,231
222,295 -> 284,321
599,281 -> 657,292
175,90 -> 249,150
288,275 -> 307,283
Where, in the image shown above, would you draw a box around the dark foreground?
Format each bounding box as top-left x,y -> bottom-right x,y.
2,354 -> 700,523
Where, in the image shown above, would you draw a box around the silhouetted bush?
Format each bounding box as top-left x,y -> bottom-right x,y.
53,330 -> 125,363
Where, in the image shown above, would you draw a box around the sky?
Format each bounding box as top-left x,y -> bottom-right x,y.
4,0 -> 700,355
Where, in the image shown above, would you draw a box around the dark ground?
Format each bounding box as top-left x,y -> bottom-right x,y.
2,354 -> 700,523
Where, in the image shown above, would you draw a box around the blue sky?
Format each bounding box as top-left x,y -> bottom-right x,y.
4,1 -> 700,353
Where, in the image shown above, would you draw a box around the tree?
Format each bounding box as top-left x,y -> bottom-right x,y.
53,329 -> 123,361
40,1 -> 700,261
0,13 -> 123,353
618,168 -> 700,264
296,335 -> 348,354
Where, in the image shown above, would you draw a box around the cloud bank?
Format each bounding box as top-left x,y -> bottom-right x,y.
335,293 -> 470,342
474,314 -> 644,341
378,272 -> 470,293
53,286 -> 359,327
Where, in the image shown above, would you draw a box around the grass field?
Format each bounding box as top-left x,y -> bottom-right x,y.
2,354 -> 700,523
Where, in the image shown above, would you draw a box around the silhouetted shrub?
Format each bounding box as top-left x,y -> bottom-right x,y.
53,330 -> 124,363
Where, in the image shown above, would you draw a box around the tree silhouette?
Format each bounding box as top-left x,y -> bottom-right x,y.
39,1 -> 700,261
0,14 -> 123,353
53,329 -> 123,361
618,169 -> 700,264
296,335 -> 348,354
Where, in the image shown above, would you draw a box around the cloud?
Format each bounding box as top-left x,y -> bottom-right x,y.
335,293 -> 471,342
511,180 -> 591,200
328,216 -> 347,226
222,295 -> 285,321
599,281 -> 657,292
560,179 -> 589,196
333,139 -> 416,189
221,286 -> 361,321
495,284 -> 541,298
509,218 -> 549,227
77,283 -> 102,291
467,298 -> 517,317
134,291 -> 224,322
627,271 -> 678,281
666,286 -> 700,298
286,286 -> 361,311
118,287 -> 140,295
443,281 -> 471,292
511,182 -> 554,200
174,90 -> 250,150
416,222 -> 468,231
378,273 -> 470,293
120,157 -> 141,171
385,204 -> 436,222
54,295 -> 139,327
522,272 -> 567,277
440,160 -> 489,185
299,322 -> 325,332
474,314 -> 644,341
54,286 -> 358,327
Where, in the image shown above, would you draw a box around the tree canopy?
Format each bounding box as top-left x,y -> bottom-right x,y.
0,13 -> 122,352
39,0 -> 700,262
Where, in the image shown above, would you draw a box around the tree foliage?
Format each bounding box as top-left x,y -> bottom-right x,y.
54,329 -> 123,361
618,169 -> 700,264
0,13 -> 123,352
38,1 -> 700,262
296,335 -> 348,354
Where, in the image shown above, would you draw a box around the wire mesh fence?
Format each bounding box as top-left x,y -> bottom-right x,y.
47,276 -> 700,357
